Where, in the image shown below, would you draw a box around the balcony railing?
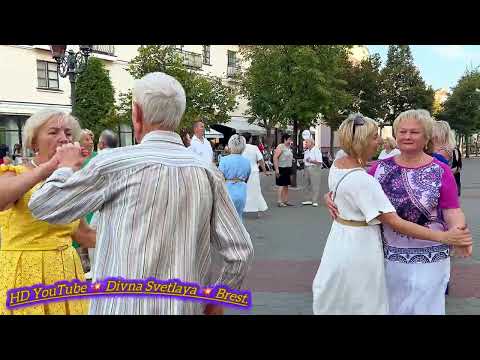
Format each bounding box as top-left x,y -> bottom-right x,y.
227,64 -> 241,78
174,49 -> 203,70
91,45 -> 115,56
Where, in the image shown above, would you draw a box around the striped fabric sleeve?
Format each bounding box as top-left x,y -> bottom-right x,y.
28,165 -> 107,225
208,170 -> 254,290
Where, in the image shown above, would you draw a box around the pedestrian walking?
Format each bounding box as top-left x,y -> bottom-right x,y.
273,134 -> 294,207
302,138 -> 323,207
242,132 -> 269,215
219,134 -> 251,219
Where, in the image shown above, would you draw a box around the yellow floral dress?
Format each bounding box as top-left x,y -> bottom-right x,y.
0,165 -> 88,315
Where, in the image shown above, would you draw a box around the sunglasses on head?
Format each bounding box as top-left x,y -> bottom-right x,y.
352,115 -> 365,139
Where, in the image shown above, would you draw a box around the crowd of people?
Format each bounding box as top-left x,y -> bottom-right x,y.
0,70 -> 473,315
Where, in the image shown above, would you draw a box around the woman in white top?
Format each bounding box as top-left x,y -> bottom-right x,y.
377,136 -> 401,160
312,114 -> 471,315
242,133 -> 269,214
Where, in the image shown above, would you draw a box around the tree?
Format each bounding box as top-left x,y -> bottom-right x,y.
240,45 -> 352,149
380,45 -> 435,124
116,45 -> 237,133
345,53 -> 383,120
439,68 -> 480,157
73,57 -> 115,138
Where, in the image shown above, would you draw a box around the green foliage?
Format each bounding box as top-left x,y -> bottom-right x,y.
73,58 -> 115,139
117,45 -> 237,132
345,54 -> 384,120
379,46 -> 434,124
440,68 -> 480,136
239,45 -> 353,147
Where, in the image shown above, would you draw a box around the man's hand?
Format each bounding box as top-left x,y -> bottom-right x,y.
324,192 -> 339,219
55,142 -> 88,171
204,304 -> 224,315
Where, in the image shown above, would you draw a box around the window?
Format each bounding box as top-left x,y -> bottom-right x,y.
203,45 -> 211,65
37,60 -> 59,90
227,50 -> 237,67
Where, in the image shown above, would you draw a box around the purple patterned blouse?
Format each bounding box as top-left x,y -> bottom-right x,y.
368,157 -> 459,264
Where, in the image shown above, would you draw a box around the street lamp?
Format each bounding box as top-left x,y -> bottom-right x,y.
50,45 -> 93,110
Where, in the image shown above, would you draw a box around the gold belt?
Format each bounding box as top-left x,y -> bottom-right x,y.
225,178 -> 246,183
335,217 -> 369,227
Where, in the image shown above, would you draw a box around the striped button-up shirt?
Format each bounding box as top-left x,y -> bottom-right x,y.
29,130 -> 254,315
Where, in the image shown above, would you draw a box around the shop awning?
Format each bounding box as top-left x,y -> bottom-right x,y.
205,128 -> 224,139
222,116 -> 267,136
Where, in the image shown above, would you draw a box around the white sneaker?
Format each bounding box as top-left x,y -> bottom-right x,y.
302,201 -> 313,205
85,271 -> 93,280
312,203 -> 319,207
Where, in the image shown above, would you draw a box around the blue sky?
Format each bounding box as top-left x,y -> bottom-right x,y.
366,45 -> 480,92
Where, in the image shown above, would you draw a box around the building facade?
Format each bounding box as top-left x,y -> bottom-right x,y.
0,45 -> 251,154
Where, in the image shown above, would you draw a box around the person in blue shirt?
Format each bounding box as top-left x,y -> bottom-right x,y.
219,134 -> 251,220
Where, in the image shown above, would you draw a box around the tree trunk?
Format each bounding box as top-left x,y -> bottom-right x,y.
329,125 -> 335,158
466,134 -> 470,158
291,119 -> 298,187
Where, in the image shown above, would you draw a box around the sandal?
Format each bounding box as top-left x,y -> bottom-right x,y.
277,202 -> 287,207
284,202 -> 295,206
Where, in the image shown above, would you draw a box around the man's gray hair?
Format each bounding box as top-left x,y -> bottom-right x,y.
99,129 -> 119,148
228,134 -> 246,154
132,72 -> 186,131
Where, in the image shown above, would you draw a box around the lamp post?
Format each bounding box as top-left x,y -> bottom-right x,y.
50,45 -> 93,111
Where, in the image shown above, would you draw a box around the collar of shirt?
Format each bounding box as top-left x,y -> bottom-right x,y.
141,130 -> 184,146
191,135 -> 207,144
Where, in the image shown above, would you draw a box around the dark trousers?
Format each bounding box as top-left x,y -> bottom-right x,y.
454,172 -> 461,196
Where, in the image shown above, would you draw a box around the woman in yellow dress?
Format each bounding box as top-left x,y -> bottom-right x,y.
0,110 -> 96,315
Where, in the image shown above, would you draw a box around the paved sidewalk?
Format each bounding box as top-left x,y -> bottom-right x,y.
224,159 -> 480,315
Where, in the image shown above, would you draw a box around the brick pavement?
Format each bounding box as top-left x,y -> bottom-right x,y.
225,159 -> 480,315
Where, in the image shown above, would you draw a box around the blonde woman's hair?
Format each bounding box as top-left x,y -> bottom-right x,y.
384,136 -> 397,149
23,110 -> 81,151
393,109 -> 434,152
337,113 -> 378,166
228,134 -> 246,154
432,120 -> 456,149
80,129 -> 94,140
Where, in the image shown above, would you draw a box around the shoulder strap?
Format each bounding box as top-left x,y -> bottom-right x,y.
332,168 -> 364,202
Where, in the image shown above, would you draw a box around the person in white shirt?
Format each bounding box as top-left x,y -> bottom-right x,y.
242,132 -> 269,215
189,121 -> 214,164
378,136 -> 401,160
302,139 -> 323,207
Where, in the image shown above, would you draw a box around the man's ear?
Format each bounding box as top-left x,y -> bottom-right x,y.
132,102 -> 143,126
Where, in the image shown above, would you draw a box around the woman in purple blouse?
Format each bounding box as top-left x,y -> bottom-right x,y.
368,110 -> 471,315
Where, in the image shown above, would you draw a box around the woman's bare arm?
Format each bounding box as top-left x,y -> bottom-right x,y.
72,218 -> 96,248
378,212 -> 471,246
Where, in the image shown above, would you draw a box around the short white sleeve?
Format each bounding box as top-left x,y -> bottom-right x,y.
348,175 -> 396,225
255,147 -> 263,161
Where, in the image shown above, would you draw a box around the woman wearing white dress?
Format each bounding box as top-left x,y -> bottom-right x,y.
377,136 -> 401,160
312,114 -> 471,315
242,133 -> 269,214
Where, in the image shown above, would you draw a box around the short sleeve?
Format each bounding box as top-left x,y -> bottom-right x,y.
255,147 -> 263,161
349,175 -> 396,225
438,161 -> 460,209
0,164 -> 22,175
367,161 -> 379,176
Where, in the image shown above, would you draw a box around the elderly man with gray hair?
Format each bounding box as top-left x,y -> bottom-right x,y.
302,138 -> 323,207
98,129 -> 119,151
28,72 -> 254,315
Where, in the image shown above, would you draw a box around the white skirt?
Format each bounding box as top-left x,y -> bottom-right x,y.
312,222 -> 389,315
385,258 -> 450,315
244,171 -> 268,212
